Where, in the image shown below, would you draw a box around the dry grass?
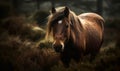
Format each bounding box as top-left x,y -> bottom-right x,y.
0,16 -> 120,71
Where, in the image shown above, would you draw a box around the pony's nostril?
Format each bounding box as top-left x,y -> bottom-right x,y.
58,45 -> 62,50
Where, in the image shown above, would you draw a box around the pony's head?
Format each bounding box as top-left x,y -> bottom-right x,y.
46,6 -> 82,53
46,6 -> 72,52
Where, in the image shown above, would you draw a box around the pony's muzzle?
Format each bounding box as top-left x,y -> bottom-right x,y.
53,44 -> 62,52
52,41 -> 64,53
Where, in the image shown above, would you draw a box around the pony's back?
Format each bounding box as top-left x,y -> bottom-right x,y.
78,13 -> 104,56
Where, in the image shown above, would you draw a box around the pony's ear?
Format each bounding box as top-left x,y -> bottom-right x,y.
64,6 -> 69,17
51,6 -> 56,14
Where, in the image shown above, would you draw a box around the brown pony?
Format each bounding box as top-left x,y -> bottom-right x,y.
46,6 -> 104,67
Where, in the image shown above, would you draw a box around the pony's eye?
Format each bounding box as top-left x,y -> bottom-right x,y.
58,20 -> 62,24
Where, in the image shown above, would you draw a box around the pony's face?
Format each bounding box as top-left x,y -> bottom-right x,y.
50,7 -> 70,52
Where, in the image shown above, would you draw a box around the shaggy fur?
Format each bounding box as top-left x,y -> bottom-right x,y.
46,6 -> 104,67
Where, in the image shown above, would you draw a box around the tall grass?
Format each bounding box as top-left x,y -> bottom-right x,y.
0,16 -> 120,71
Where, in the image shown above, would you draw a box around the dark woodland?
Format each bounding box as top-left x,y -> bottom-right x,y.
0,0 -> 120,71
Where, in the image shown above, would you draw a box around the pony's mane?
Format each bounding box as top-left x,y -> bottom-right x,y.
46,7 -> 84,45
69,11 -> 84,46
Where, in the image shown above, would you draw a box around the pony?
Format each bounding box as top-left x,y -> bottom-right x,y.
45,6 -> 104,67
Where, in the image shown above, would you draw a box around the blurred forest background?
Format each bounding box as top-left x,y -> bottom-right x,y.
0,0 -> 120,71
